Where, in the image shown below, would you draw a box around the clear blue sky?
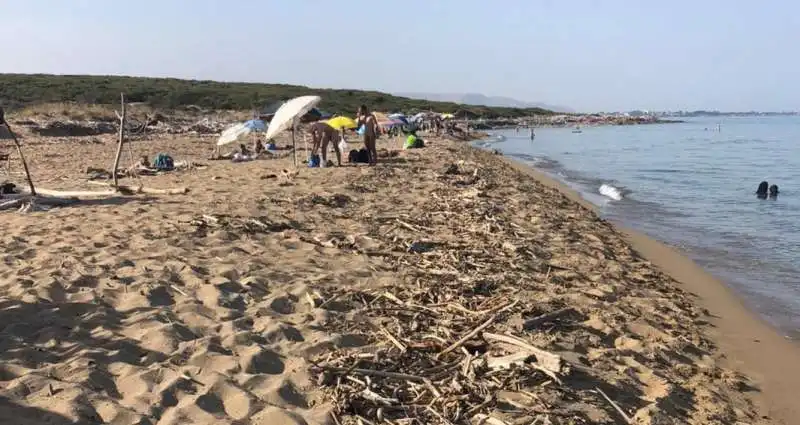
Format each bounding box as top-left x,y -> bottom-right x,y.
2,0 -> 797,112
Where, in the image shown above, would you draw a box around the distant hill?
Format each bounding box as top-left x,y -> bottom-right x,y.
396,92 -> 574,113
0,74 -> 556,118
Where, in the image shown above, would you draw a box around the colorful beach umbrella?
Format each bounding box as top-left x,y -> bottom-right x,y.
381,119 -> 406,128
325,116 -> 358,130
388,113 -> 409,124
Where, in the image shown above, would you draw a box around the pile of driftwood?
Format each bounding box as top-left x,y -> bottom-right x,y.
310,290 -> 581,425
303,159 -> 637,425
186,214 -> 295,236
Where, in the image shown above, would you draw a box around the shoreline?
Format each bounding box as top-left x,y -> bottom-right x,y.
491,145 -> 800,424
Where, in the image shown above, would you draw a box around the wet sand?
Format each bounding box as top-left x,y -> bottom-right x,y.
0,126 -> 796,424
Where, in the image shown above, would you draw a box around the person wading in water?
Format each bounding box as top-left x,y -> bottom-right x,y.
356,104 -> 379,166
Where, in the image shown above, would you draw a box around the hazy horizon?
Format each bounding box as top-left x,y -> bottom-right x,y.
2,0 -> 797,113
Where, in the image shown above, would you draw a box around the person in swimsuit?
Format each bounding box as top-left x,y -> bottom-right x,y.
356,104 -> 379,165
309,121 -> 342,166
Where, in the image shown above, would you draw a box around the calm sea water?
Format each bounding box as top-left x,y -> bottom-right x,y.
478,117 -> 800,337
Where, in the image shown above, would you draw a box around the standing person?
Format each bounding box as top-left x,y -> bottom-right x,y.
309,121 -> 342,167
356,104 -> 379,166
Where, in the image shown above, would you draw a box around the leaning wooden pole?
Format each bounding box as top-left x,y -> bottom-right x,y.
112,93 -> 127,188
0,107 -> 36,196
291,118 -> 298,167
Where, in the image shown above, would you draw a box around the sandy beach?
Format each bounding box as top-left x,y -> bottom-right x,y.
1,124 -> 799,424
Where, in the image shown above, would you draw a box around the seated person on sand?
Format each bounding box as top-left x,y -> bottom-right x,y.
402,125 -> 425,149
309,121 -> 342,167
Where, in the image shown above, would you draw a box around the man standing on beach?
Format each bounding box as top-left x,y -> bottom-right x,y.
356,105 -> 379,166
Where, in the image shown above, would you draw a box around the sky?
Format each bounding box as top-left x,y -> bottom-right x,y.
2,0 -> 798,112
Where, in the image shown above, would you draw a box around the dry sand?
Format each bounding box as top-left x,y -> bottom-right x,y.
0,127 -> 797,424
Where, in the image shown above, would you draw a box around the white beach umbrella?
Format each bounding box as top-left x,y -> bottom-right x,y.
264,95 -> 322,167
264,95 -> 322,141
216,119 -> 267,146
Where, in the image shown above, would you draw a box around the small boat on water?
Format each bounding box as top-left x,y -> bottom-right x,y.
572,126 -> 582,134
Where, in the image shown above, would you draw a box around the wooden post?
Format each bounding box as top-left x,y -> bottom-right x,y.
112,93 -> 126,188
0,107 -> 36,196
291,118 -> 298,167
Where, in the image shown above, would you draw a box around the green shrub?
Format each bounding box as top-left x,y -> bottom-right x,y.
0,74 -> 554,119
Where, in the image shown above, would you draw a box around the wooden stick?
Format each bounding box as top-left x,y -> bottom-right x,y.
112,93 -> 126,188
1,121 -> 36,196
27,187 -> 118,198
595,387 -> 633,424
523,307 -> 576,330
482,332 -> 562,373
437,313 -> 499,358
318,366 -> 425,383
0,198 -> 25,210
87,180 -> 188,195
291,119 -> 298,167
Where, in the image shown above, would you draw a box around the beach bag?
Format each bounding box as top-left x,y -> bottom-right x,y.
152,153 -> 174,171
348,149 -> 370,163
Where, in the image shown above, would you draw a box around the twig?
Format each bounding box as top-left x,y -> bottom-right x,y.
380,326 -> 407,352
169,284 -> 188,297
437,313 -> 499,358
319,366 -> 426,383
522,307 -> 576,330
473,414 -> 510,425
318,293 -> 342,309
595,387 -> 633,424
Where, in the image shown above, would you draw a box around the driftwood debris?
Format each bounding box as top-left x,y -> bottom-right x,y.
112,93 -> 127,187
0,107 -> 37,196
522,307 -> 577,330
87,180 -> 188,195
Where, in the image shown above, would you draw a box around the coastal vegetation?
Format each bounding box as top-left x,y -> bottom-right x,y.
0,74 -> 556,118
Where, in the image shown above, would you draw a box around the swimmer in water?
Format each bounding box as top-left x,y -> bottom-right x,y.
756,181 -> 769,199
769,184 -> 779,198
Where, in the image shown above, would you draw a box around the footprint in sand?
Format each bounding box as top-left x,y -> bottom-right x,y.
250,406 -> 309,425
240,346 -> 286,375
268,295 -> 297,315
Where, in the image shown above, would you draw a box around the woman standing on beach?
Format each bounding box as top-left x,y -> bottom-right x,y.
356,104 -> 379,166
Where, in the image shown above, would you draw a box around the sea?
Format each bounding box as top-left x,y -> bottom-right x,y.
476,116 -> 800,338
